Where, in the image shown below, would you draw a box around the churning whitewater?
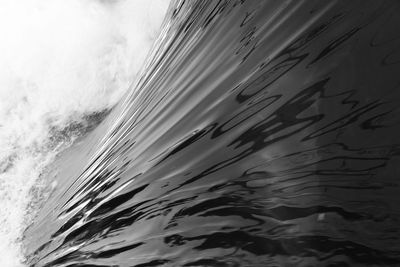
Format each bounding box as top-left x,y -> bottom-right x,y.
0,0 -> 168,266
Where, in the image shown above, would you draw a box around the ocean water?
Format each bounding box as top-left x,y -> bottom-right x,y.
4,0 -> 400,266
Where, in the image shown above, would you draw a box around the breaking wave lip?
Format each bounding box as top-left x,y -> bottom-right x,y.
0,0 -> 169,266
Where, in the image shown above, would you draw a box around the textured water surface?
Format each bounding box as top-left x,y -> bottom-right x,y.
24,0 -> 400,266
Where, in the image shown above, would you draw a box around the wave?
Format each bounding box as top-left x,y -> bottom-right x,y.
19,0 -> 400,266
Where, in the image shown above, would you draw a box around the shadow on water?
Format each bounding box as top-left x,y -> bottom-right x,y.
24,0 -> 400,266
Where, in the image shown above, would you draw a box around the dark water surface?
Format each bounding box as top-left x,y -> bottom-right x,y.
24,0 -> 400,266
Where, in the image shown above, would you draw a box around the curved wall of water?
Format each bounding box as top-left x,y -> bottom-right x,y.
24,1 -> 400,266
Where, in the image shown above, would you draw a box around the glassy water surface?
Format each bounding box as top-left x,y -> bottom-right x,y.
24,0 -> 400,266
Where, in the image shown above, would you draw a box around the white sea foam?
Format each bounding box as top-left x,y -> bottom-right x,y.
0,0 -> 169,266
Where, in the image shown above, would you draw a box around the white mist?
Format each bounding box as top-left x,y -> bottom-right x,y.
0,0 -> 169,266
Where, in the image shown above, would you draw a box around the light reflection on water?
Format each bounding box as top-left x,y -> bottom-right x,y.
24,0 -> 400,266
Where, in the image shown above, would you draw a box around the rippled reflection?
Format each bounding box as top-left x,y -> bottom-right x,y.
24,0 -> 400,266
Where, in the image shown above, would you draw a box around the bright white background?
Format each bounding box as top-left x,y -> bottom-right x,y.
0,1 -> 169,266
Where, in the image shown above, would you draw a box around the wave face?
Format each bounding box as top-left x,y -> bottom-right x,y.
24,0 -> 400,266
